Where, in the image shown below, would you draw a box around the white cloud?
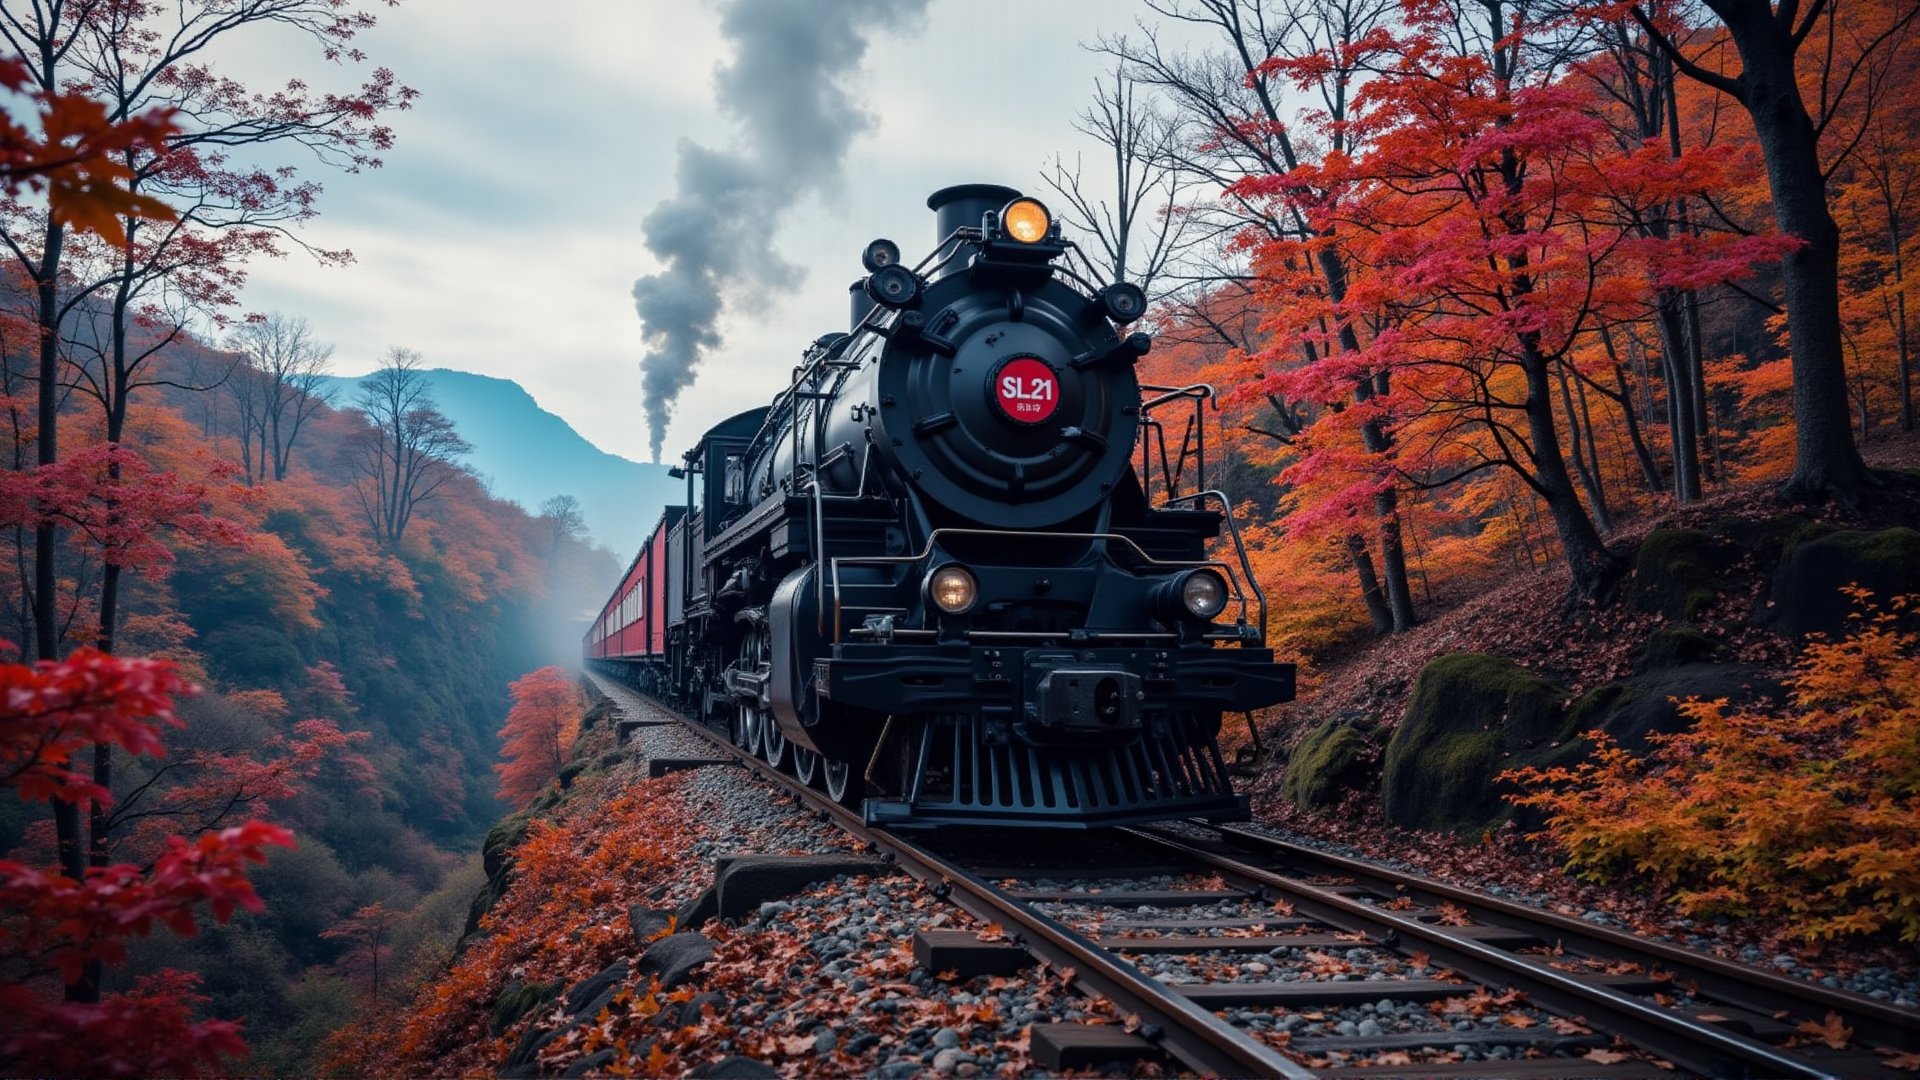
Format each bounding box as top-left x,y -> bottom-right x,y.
231,0 -> 1211,461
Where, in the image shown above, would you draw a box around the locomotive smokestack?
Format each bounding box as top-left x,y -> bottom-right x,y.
849,279 -> 876,329
928,183 -> 1022,246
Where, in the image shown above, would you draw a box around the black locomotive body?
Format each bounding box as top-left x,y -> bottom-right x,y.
587,184 -> 1295,828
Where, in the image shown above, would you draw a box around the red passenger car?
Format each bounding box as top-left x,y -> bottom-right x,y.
583,507 -> 685,668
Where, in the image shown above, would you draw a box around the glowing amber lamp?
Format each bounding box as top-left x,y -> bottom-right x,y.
1001,198 -> 1051,244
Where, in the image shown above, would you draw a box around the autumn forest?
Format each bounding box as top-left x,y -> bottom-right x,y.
3,0 -> 1919,1076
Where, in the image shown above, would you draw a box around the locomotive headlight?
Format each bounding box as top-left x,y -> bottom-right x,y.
865,264 -> 922,309
1098,282 -> 1148,324
929,564 -> 979,614
1179,569 -> 1229,619
1000,198 -> 1052,243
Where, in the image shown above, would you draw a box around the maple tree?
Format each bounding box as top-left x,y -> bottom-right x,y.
0,647 -> 292,1073
1,0 -> 410,666
1109,0 -> 1420,632
323,902 -> 397,1003
494,666 -> 583,809
1114,0 -> 1920,641
1233,0 -> 1786,597
1626,0 -> 1918,503
0,9 -> 411,994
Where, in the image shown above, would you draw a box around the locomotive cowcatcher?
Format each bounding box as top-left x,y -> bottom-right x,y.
587,184 -> 1295,828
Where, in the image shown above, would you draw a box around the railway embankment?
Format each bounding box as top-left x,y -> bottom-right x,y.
330,677 -> 1137,1078
1252,456 -> 1920,1018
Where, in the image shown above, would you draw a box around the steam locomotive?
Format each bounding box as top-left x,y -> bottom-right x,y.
586,184 -> 1295,828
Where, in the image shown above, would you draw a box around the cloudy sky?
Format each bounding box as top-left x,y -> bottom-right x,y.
231,0 -> 1208,464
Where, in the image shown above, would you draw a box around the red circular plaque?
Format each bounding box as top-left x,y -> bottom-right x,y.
993,356 -> 1060,424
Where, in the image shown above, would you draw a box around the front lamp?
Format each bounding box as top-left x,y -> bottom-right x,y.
1000,198 -> 1052,244
1182,570 -> 1228,618
1152,568 -> 1228,618
929,564 -> 978,614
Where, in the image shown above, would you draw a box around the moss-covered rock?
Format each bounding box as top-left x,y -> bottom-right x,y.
1565,663 -> 1779,753
490,978 -> 561,1036
1711,513 -> 1827,569
1764,527 -> 1920,639
1503,661 -> 1783,830
1382,653 -> 1568,834
578,698 -> 616,733
482,813 -> 531,881
1281,719 -> 1376,811
1628,528 -> 1731,620
1638,624 -> 1722,672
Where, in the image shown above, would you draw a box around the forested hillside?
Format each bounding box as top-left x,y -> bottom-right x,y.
1094,0 -> 1920,957
2,317 -> 619,1068
1106,0 -> 1920,661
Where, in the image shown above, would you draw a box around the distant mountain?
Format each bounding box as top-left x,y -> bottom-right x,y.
318,369 -> 682,555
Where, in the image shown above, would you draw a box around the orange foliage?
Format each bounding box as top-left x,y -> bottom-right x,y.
493,667 -> 583,809
326,775 -> 688,1076
1503,588 -> 1920,940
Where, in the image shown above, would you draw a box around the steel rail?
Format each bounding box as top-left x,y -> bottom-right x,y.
597,674 -> 1899,1078
1128,827 -> 1844,1080
598,678 -> 1313,1079
1206,823 -> 1920,1055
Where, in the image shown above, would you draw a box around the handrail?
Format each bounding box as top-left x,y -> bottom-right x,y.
1137,382 -> 1214,501
1161,489 -> 1268,641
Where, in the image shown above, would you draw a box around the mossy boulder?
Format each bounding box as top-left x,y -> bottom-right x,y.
1638,624 -> 1722,672
1382,653 -> 1569,833
1764,527 -> 1920,640
482,812 -> 532,881
465,811 -> 534,944
579,698 -> 617,733
1711,513 -> 1827,568
1281,719 -> 1377,811
1628,528 -> 1732,620
1507,662 -> 1782,829
1563,663 -> 1780,754
491,978 -> 561,1036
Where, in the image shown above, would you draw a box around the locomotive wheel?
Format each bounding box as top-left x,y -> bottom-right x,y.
792,745 -> 819,786
737,634 -> 766,757
730,701 -> 749,750
761,711 -> 790,771
822,758 -> 863,808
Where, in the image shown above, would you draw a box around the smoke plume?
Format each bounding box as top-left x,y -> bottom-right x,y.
632,0 -> 927,463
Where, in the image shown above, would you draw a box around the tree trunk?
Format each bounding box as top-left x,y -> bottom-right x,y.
1712,0 -> 1874,502
1524,345 -> 1624,597
33,222 -> 64,666
1682,285 -> 1717,483
1892,223 -> 1913,432
1557,363 -> 1613,533
1375,493 -> 1417,631
33,222 -> 88,975
1654,292 -> 1701,501
1346,534 -> 1393,635
1600,325 -> 1666,491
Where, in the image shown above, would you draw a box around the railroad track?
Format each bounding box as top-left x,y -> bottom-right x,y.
588,674 -> 1919,1078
